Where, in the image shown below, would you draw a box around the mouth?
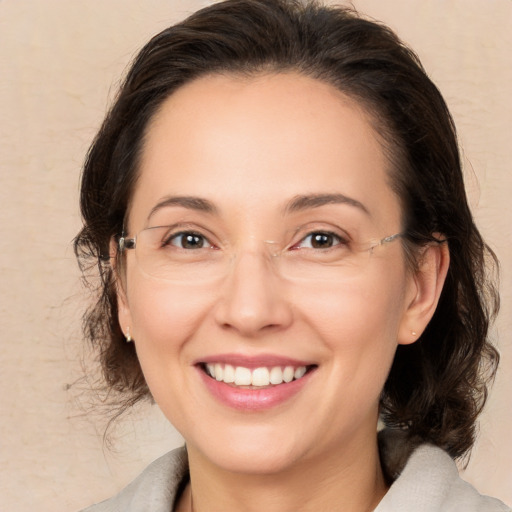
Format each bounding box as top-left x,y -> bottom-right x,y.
195,354 -> 318,410
200,362 -> 316,388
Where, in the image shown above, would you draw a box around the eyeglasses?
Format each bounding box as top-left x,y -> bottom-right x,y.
118,225 -> 404,283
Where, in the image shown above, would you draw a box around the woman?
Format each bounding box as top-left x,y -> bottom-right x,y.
75,0 -> 508,510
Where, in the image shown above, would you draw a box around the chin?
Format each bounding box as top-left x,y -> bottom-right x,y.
189,425 -> 310,476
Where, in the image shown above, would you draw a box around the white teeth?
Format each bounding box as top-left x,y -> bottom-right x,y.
294,366 -> 306,379
206,364 -> 308,387
223,364 -> 235,383
234,366 -> 252,386
269,366 -> 284,385
251,367 -> 270,386
214,363 -> 224,381
283,366 -> 294,383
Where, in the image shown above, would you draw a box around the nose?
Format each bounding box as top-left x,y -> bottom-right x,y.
213,249 -> 293,337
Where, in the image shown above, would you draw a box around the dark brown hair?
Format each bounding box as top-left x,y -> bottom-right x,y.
75,0 -> 499,458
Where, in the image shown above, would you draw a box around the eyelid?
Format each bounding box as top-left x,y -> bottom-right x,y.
291,232 -> 342,250
147,222 -> 354,250
152,223 -> 219,248
288,223 -> 352,249
167,231 -> 213,248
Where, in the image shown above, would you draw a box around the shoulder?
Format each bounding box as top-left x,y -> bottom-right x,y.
78,446 -> 189,512
376,430 -> 510,512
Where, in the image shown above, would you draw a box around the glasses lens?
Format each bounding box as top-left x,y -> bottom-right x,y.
134,227 -> 224,282
133,227 -> 399,283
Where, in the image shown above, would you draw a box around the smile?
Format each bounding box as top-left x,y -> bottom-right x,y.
204,363 -> 309,387
196,355 -> 317,410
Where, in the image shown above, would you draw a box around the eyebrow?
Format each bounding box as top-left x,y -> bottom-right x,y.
147,192 -> 369,221
284,193 -> 370,216
148,195 -> 218,220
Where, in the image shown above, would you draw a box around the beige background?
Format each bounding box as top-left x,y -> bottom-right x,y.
0,1 -> 510,510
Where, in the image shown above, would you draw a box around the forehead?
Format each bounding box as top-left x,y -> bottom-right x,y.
130,72 -> 401,232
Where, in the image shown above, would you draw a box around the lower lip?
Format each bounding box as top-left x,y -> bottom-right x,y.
197,368 -> 314,411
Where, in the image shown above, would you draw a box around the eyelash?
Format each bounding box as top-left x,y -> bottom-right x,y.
162,230 -> 214,249
161,229 -> 348,251
291,231 -> 347,250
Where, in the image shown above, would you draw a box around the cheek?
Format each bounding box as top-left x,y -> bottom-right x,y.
126,277 -> 216,355
294,269 -> 407,391
124,278 -> 218,424
297,275 -> 406,343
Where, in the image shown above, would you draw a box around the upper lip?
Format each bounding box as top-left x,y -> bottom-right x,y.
194,353 -> 316,369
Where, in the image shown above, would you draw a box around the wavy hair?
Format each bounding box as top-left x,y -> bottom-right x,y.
75,0 -> 499,458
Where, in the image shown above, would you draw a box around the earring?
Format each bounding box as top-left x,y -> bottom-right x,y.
125,327 -> 132,343
411,331 -> 417,337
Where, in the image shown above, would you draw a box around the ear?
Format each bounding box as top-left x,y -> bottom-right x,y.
397,239 -> 450,345
110,238 -> 133,337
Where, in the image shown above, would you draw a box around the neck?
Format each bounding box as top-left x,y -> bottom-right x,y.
179,432 -> 387,512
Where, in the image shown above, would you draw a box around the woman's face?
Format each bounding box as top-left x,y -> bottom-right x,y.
118,72 -> 421,474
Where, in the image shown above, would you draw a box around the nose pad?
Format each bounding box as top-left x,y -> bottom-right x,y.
263,239 -> 281,258
213,247 -> 293,337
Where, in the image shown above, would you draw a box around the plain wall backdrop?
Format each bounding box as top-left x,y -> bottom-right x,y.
0,1 -> 510,510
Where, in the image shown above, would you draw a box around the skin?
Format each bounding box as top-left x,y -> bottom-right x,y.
117,72 -> 449,512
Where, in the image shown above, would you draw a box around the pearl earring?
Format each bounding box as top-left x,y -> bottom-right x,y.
125,327 -> 132,343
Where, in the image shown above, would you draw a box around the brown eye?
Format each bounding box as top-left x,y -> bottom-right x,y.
169,232 -> 209,249
297,232 -> 343,249
310,233 -> 334,248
